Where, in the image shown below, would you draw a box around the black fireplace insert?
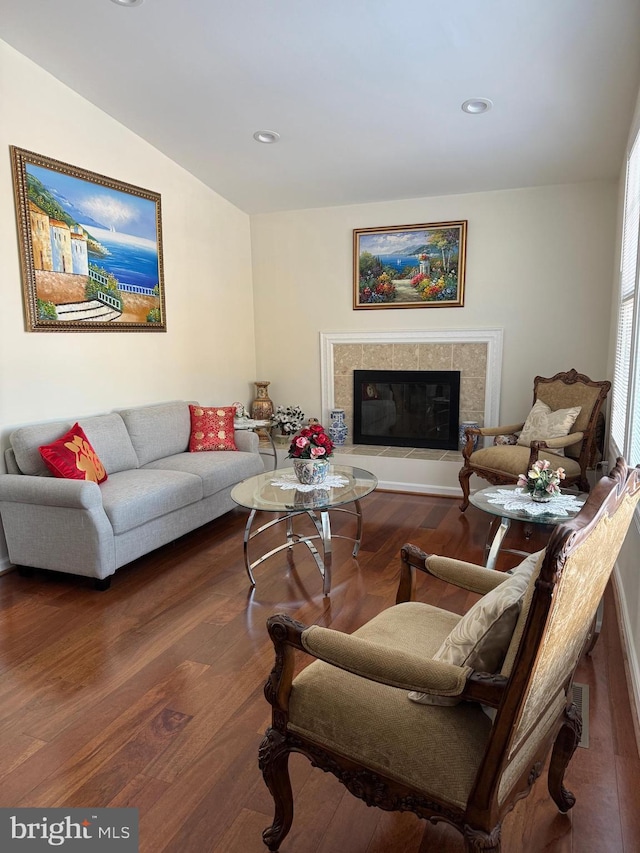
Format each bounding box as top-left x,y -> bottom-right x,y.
353,369 -> 461,450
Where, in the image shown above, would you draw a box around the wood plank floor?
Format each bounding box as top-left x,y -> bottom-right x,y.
0,490 -> 638,852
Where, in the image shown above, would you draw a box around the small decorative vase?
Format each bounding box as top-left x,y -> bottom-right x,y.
459,420 -> 479,450
251,381 -> 274,421
329,408 -> 348,446
531,492 -> 553,503
251,381 -> 274,444
293,458 -> 330,485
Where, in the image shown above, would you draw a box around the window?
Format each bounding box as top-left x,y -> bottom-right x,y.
611,129 -> 640,465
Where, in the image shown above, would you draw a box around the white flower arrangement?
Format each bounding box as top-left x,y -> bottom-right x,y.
272,405 -> 305,435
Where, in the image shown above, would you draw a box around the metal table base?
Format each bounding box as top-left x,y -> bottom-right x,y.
242,501 -> 364,596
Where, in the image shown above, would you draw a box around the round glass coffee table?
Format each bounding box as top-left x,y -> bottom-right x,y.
470,485 -> 588,570
230,465 -> 378,595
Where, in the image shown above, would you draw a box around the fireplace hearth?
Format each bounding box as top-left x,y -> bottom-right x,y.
353,369 -> 460,450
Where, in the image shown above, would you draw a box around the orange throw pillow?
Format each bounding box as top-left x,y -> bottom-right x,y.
39,423 -> 108,484
189,405 -> 238,452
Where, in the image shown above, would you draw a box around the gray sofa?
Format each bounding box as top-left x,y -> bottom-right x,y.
0,400 -> 264,588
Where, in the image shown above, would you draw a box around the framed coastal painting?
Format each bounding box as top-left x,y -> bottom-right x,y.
353,220 -> 467,310
10,146 -> 166,331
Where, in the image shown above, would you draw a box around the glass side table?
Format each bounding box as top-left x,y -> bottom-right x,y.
470,484 -> 603,653
469,485 -> 587,570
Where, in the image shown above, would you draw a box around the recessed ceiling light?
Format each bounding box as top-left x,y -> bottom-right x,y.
461,98 -> 493,114
253,130 -> 280,144
110,0 -> 144,7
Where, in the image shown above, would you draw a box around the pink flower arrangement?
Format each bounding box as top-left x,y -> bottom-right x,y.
287,424 -> 334,460
517,459 -> 566,498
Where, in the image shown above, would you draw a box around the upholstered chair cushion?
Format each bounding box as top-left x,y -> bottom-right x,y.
288,601 -> 492,810
409,550 -> 544,706
467,445 -> 581,479
516,400 -> 582,456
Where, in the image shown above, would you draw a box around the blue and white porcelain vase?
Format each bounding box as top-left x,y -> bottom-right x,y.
329,408 -> 348,446
459,420 -> 480,450
293,458 -> 330,485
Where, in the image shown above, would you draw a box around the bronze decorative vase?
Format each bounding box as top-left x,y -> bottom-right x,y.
251,381 -> 274,443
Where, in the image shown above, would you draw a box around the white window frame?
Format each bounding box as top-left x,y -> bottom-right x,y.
611,127 -> 640,468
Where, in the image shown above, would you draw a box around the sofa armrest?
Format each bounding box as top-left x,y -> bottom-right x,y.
0,474 -> 115,578
0,474 -> 102,509
234,430 -> 260,453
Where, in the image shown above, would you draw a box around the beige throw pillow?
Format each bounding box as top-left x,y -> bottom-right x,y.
516,399 -> 581,457
409,550 -> 544,706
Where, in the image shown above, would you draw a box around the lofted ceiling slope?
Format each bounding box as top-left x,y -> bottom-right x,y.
2,0 -> 640,214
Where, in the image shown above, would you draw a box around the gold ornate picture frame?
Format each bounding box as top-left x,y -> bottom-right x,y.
11,146 -> 166,332
353,220 -> 467,309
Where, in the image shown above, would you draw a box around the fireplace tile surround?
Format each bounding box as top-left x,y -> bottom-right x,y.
318,330 -> 503,494
335,344 -> 485,444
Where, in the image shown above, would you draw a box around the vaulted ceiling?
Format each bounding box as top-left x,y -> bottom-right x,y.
3,0 -> 640,214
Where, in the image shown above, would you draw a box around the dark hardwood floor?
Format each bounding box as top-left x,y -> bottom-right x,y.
0,490 -> 638,852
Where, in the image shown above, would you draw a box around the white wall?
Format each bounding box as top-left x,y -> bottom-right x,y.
251,182 -> 617,424
0,40 -> 257,567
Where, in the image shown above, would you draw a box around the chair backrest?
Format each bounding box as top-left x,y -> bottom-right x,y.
471,459 -> 640,811
533,369 -> 610,461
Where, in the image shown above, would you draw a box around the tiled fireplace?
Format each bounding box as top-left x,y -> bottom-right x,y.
319,329 -> 503,493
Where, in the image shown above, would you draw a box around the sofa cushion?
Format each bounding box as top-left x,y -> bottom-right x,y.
117,401 -> 192,466
100,468 -> 203,534
143,450 -> 264,497
40,423 -> 108,484
79,414 -> 140,473
12,420 -> 75,476
11,413 -> 138,476
189,405 -> 237,452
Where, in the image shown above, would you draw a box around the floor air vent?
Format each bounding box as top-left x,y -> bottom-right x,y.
572,682 -> 589,748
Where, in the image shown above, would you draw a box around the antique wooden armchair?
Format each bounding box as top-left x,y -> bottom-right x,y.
259,459 -> 639,852
459,369 -> 610,511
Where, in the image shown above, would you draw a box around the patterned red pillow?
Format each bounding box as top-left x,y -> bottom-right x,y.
39,423 -> 108,484
189,405 -> 238,452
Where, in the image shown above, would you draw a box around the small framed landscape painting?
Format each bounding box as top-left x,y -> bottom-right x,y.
10,146 -> 166,331
353,220 -> 467,310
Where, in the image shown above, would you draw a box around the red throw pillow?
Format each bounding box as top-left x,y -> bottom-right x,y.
39,423 -> 108,484
189,405 -> 238,452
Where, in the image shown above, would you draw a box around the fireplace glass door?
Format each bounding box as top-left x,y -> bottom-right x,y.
353,370 -> 461,450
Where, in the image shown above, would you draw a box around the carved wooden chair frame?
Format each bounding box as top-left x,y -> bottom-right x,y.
259,460 -> 639,852
459,369 -> 610,511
